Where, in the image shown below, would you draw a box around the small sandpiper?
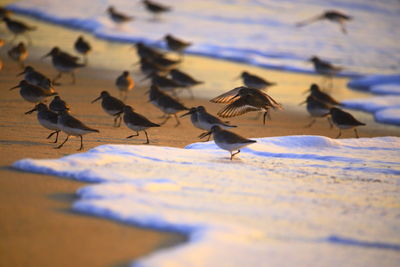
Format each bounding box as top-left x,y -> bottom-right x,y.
296,10 -> 352,34
25,103 -> 60,143
10,80 -> 57,105
123,105 -> 160,144
181,106 -> 237,140
301,95 -> 332,128
18,66 -> 55,94
2,16 -> 36,44
169,68 -> 203,98
151,55 -> 181,71
164,34 -> 191,54
134,42 -> 164,61
43,47 -> 85,84
148,85 -> 188,126
115,71 -> 135,101
239,71 -> 276,90
308,83 -> 340,106
215,87 -> 283,124
202,126 -> 256,160
137,57 -> 164,76
92,91 -> 125,127
142,0 -> 171,20
107,6 -> 134,25
330,107 -> 365,138
74,36 -> 91,64
147,72 -> 182,96
49,95 -> 70,113
7,42 -> 28,68
310,56 -> 342,77
56,109 -> 99,151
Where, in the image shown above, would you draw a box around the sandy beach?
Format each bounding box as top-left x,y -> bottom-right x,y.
1,12 -> 399,267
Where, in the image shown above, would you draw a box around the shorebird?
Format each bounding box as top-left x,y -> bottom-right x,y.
18,66 -> 55,94
2,16 -> 36,44
214,87 -> 283,124
49,95 -> 70,113
25,103 -> 60,143
330,107 -> 365,138
107,6 -> 134,25
8,42 -> 28,68
181,106 -> 237,140
10,80 -> 57,104
148,85 -> 188,126
310,56 -> 342,77
307,83 -> 340,106
74,36 -> 91,64
142,0 -> 171,20
92,91 -> 125,127
150,55 -> 181,71
164,34 -> 191,54
123,105 -> 160,144
115,71 -> 135,101
134,42 -> 164,61
301,95 -> 332,128
146,72 -> 182,95
239,71 -> 276,90
201,126 -> 256,160
137,57 -> 164,76
169,69 -> 203,98
56,109 -> 99,151
296,10 -> 352,34
42,47 -> 85,84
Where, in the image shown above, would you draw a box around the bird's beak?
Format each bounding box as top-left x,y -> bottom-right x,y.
198,131 -> 212,139
91,95 -> 102,103
24,106 -> 37,115
17,70 -> 26,77
180,109 -> 195,118
9,85 -> 20,90
298,100 -> 307,106
41,52 -> 51,60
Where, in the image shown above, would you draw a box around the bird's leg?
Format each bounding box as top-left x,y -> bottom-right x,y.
54,131 -> 60,143
127,132 -> 139,138
143,130 -> 150,144
159,115 -> 171,125
47,130 -> 59,143
55,135 -> 69,149
78,135 -> 84,151
53,72 -> 62,84
231,150 -> 241,160
173,114 -> 180,127
113,114 -> 122,127
305,119 -> 316,128
354,128 -> 359,138
263,111 -> 268,125
70,72 -> 76,85
338,21 -> 347,34
335,130 -> 342,139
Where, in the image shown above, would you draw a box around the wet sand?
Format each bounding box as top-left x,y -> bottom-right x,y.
0,13 -> 399,267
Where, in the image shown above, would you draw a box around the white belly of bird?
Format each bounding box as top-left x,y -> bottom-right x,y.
104,108 -> 121,116
126,122 -> 147,132
308,107 -> 329,117
38,118 -> 58,131
58,124 -> 91,136
333,123 -> 355,130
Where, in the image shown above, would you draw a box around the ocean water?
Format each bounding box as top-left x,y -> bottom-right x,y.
7,0 -> 400,75
13,136 -> 400,266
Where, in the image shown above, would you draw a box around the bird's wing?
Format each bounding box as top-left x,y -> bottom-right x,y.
210,87 -> 242,104
217,97 -> 259,118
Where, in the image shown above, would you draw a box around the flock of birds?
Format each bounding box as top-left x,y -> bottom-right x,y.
0,3 -> 366,160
